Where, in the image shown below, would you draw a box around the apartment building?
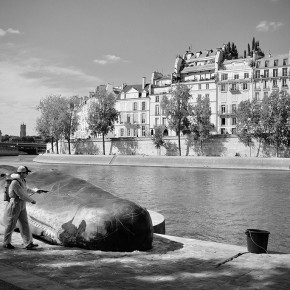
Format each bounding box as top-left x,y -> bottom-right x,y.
114,77 -> 150,138
172,46 -> 225,132
253,52 -> 290,100
149,72 -> 173,136
216,58 -> 254,134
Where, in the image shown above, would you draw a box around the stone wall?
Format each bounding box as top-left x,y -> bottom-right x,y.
47,136 -> 289,157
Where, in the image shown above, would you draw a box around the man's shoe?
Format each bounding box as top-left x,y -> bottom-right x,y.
3,243 -> 15,249
25,242 -> 39,250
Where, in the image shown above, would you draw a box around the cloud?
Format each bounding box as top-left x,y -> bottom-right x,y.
0,47 -> 102,135
256,21 -> 284,32
0,27 -> 21,37
93,54 -> 128,65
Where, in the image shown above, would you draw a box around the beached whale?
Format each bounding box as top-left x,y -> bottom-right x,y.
0,165 -> 153,251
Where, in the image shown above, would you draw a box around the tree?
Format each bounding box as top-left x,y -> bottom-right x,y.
186,95 -> 213,156
60,97 -> 79,154
152,125 -> 166,155
161,84 -> 192,156
259,91 -> 290,156
87,88 -> 119,155
36,95 -> 65,154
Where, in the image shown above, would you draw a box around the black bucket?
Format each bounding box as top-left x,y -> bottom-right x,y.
245,229 -> 270,254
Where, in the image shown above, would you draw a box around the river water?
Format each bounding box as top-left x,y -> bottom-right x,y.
1,155 -> 289,253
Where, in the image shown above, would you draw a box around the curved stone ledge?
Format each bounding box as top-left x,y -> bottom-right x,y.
148,210 -> 165,234
34,154 -> 290,171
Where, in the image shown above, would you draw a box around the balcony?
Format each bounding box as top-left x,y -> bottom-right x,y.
263,87 -> 270,91
218,110 -> 236,116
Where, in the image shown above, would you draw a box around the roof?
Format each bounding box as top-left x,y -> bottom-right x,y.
121,84 -> 149,94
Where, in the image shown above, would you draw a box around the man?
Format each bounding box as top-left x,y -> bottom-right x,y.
3,166 -> 46,250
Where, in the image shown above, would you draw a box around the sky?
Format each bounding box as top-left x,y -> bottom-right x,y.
0,0 -> 290,136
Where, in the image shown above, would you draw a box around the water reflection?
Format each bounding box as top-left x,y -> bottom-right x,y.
1,156 -> 289,253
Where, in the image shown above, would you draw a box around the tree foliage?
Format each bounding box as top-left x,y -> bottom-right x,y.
36,95 -> 79,154
186,95 -> 213,155
87,87 -> 119,155
161,84 -> 192,156
152,125 -> 166,152
236,91 -> 290,157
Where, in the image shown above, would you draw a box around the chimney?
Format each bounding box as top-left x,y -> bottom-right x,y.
142,77 -> 146,90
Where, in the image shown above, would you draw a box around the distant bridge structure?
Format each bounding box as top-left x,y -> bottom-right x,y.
1,142 -> 46,155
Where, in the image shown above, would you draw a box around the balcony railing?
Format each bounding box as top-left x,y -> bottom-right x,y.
218,110 -> 237,116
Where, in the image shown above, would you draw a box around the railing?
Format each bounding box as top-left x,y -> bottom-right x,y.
218,110 -> 237,116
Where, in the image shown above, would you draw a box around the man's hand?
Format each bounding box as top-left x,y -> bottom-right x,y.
31,200 -> 36,204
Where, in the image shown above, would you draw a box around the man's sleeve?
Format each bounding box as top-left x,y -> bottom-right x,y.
10,180 -> 35,203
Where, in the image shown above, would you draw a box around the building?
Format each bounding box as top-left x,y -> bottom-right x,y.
216,57 -> 254,134
20,123 -> 26,138
253,51 -> 290,101
114,77 -> 150,138
149,72 -> 172,136
172,45 -> 225,133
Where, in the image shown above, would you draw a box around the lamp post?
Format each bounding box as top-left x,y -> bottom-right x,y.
68,102 -> 74,155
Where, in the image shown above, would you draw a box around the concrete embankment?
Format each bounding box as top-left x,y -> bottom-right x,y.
34,153 -> 290,170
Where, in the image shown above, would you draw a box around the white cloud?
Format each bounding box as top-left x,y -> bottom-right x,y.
93,54 -> 127,65
0,27 -> 21,37
0,51 -> 102,135
256,20 -> 284,32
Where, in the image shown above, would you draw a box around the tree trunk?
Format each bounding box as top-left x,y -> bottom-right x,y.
68,139 -> 71,155
51,137 -> 54,153
178,130 -> 181,156
102,133 -> 105,155
256,139 -> 261,157
56,139 -> 59,154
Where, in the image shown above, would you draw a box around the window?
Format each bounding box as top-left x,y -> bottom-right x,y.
273,69 -> 278,77
221,105 -> 226,114
205,94 -> 209,99
206,83 -> 209,89
221,74 -> 228,81
264,70 -> 269,78
142,101 -> 146,110
273,79 -> 278,88
244,73 -> 249,79
234,74 -> 239,79
243,83 -> 248,90
127,114 -> 131,123
133,129 -> 138,137
120,128 -> 124,137
221,128 -> 225,134
142,126 -> 146,137
162,117 -> 166,125
133,102 -> 137,111
265,60 -> 269,67
256,61 -> 260,68
141,113 -> 146,123
282,68 -> 287,76
263,80 -> 268,89
155,95 -> 159,102
232,118 -> 236,125
198,84 -> 202,90
282,79 -> 287,87
221,84 -> 226,92
232,104 -> 236,113
231,128 -> 236,135
155,105 -> 160,115
221,118 -> 226,126
274,59 -> 278,66
255,92 -> 260,99
231,84 -> 237,91
255,70 -> 260,78
127,128 -> 131,136
155,118 -> 159,126
283,58 -> 288,66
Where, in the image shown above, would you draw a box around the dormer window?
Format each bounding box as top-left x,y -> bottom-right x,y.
274,59 -> 278,66
256,61 -> 260,68
283,59 -> 288,65
265,60 -> 269,67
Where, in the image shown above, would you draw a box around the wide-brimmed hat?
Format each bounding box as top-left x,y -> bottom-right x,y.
17,166 -> 32,173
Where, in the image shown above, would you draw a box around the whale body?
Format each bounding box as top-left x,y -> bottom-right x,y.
0,165 -> 153,251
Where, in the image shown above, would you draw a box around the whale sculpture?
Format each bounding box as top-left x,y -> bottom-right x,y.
0,165 -> 153,251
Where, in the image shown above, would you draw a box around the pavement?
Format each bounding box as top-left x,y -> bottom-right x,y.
1,225 -> 290,290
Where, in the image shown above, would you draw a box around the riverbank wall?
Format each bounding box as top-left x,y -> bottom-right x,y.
34,154 -> 290,170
